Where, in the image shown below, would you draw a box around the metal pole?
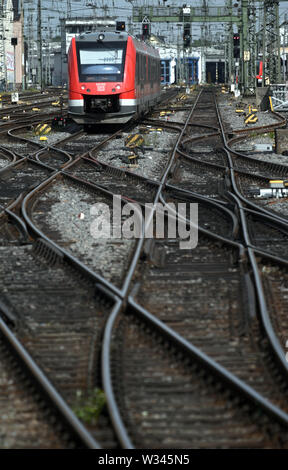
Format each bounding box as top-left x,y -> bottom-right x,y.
241,0 -> 249,93
284,19 -> 287,83
37,0 -> 42,90
48,42 -> 51,86
283,21 -> 286,82
262,4 -> 266,87
224,42 -> 227,83
177,28 -> 180,83
20,0 -> 25,90
227,0 -> 234,86
276,0 -> 281,83
182,15 -> 185,85
13,45 -> 16,90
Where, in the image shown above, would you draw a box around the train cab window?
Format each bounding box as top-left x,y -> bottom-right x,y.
76,40 -> 127,82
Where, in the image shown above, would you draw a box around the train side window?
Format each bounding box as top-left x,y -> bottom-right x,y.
136,53 -> 139,85
148,56 -> 150,82
148,57 -> 150,82
139,54 -> 141,82
142,55 -> 144,83
140,54 -> 143,82
138,54 -> 140,85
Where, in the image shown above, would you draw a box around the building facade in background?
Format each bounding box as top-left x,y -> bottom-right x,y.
0,0 -> 23,90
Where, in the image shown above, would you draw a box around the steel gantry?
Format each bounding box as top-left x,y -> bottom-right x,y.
226,0 -> 235,86
132,4 -> 240,25
241,0 -> 257,95
132,1 -> 284,95
247,1 -> 257,93
133,2 -> 240,86
262,0 -> 281,85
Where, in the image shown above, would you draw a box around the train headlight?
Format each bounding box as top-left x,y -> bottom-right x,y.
98,33 -> 105,41
81,85 -> 85,90
116,84 -> 121,90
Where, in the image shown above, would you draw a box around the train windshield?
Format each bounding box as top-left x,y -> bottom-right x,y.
76,41 -> 127,82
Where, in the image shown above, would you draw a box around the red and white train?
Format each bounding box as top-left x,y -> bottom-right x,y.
68,30 -> 161,126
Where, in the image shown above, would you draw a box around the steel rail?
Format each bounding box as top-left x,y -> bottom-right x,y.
82,156 -> 161,190
215,91 -> 288,380
228,191 -> 288,375
4,208 -> 29,240
121,89 -> 203,296
176,146 -> 227,170
127,296 -> 288,429
100,89 -> 288,448
221,114 -> 288,225
4,87 -> 288,448
225,143 -> 288,225
35,148 -> 73,166
215,92 -> 288,225
181,131 -> 221,146
0,112 -> 66,134
0,314 -> 101,449
99,89 -> 203,448
160,187 -> 239,240
229,108 -> 286,136
19,118 -> 155,297
144,117 -> 220,133
13,87 -> 288,448
0,145 -> 18,164
233,172 -> 288,225
16,90 -> 190,448
165,182 -> 229,206
101,300 -> 134,449
0,96 -> 66,116
227,146 -> 288,176
0,155 -> 57,181
21,173 -> 123,299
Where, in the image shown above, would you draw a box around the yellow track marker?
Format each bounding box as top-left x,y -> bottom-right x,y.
125,134 -> 144,149
269,96 -> 274,112
35,123 -> 51,136
245,114 -> 258,124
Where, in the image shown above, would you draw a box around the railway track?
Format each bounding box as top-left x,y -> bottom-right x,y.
0,88 -> 192,448
101,89 -> 288,448
2,85 -> 288,448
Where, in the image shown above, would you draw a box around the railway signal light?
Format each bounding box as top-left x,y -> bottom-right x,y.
233,33 -> 240,58
142,23 -> 150,38
116,21 -> 125,31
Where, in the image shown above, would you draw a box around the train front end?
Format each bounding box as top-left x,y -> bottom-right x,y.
68,31 -> 136,125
